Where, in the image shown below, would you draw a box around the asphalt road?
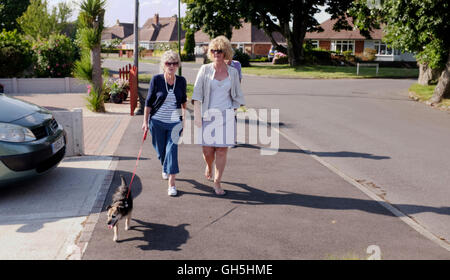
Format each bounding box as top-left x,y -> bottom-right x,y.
103,58 -> 450,249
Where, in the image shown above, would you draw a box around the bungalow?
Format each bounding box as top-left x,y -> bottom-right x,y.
194,21 -> 285,58
121,14 -> 185,50
305,18 -> 416,62
107,14 -> 283,58
101,20 -> 134,46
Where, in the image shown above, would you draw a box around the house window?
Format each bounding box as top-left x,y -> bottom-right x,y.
374,40 -> 393,55
139,42 -> 150,50
331,40 -> 355,54
310,40 -> 319,49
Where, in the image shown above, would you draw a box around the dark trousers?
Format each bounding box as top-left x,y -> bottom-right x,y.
149,118 -> 182,174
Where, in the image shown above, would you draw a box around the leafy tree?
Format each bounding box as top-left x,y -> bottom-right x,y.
0,0 -> 30,31
0,29 -> 32,77
76,0 -> 106,112
350,0 -> 449,103
183,29 -> 195,56
182,0 -> 242,39
17,0 -> 72,40
182,0 -> 356,66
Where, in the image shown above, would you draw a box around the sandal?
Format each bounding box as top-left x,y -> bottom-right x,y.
213,183 -> 226,196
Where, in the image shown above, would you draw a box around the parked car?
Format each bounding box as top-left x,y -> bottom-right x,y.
0,93 -> 66,187
268,46 -> 277,62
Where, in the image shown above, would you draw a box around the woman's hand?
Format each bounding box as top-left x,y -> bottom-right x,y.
142,121 -> 149,133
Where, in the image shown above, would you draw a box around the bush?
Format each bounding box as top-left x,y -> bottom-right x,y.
32,34 -> 78,77
273,52 -> 289,64
304,49 -> 332,65
362,48 -> 377,62
0,29 -> 32,77
233,49 -> 250,67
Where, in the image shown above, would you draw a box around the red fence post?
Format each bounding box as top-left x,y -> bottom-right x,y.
129,65 -> 138,116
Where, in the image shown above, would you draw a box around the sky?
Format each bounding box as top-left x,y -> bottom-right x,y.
48,0 -> 330,27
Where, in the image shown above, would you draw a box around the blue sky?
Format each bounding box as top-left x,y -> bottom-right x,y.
48,0 -> 330,27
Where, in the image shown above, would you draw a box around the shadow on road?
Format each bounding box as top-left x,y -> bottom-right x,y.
118,219 -> 190,251
177,179 -> 450,218
235,143 -> 391,160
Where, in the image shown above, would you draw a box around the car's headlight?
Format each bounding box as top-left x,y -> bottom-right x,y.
0,123 -> 36,142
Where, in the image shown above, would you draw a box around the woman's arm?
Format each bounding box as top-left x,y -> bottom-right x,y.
142,106 -> 151,132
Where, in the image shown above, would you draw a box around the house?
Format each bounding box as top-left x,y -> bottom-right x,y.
305,18 -> 416,62
101,20 -> 134,46
110,14 -> 283,58
121,14 -> 185,50
194,21 -> 285,58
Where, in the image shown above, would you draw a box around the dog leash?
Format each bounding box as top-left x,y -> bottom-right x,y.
126,129 -> 148,199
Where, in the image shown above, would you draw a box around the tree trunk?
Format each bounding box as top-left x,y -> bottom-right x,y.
418,62 -> 441,86
91,44 -> 105,112
429,50 -> 450,104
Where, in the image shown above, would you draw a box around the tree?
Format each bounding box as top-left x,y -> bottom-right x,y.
0,0 -> 30,31
350,0 -> 450,103
183,28 -> 195,56
183,0 -> 355,66
182,0 -> 242,39
76,0 -> 106,112
17,0 -> 72,40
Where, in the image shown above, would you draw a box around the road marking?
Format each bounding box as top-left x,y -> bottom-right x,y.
273,125 -> 450,252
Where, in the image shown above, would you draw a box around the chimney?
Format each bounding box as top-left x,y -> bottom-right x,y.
154,13 -> 159,25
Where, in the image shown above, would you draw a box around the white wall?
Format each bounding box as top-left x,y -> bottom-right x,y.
0,78 -> 88,94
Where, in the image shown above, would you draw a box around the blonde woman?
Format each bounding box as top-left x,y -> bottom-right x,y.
142,50 -> 187,196
192,36 -> 245,195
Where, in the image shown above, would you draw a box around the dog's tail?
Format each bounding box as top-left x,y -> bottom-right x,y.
120,174 -> 128,187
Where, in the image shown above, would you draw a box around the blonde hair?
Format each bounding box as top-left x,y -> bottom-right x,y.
207,36 -> 234,61
160,50 -> 181,73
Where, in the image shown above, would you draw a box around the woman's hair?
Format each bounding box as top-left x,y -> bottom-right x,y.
207,35 -> 234,61
160,50 -> 181,73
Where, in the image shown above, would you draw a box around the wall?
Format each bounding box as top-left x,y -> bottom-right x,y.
0,78 -> 88,94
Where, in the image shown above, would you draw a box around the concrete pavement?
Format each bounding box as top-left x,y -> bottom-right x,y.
0,92 -> 131,259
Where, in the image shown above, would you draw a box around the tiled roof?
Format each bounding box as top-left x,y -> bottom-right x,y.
122,15 -> 186,43
194,21 -> 286,44
102,22 -> 134,40
305,18 -> 383,40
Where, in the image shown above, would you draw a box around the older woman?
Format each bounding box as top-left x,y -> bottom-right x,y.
142,50 -> 187,196
192,36 -> 245,196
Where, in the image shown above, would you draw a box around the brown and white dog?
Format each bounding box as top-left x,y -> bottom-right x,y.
106,175 -> 133,242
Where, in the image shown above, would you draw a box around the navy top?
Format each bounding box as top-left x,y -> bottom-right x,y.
145,74 -> 187,120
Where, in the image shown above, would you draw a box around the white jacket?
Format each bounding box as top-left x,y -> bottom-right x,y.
192,63 -> 245,118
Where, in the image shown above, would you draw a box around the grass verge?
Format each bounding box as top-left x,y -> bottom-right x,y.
408,83 -> 450,110
242,64 -> 419,79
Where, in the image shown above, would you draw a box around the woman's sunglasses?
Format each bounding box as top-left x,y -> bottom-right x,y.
210,49 -> 223,54
165,62 -> 179,66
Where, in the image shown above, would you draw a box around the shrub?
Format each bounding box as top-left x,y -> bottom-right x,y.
0,29 -> 32,77
233,49 -> 250,67
273,52 -> 289,64
362,48 -> 377,62
32,34 -> 77,77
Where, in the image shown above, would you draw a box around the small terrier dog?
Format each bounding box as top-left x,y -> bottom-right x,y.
106,175 -> 133,242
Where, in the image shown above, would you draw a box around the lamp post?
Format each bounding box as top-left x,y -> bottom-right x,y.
134,0 -> 139,75
178,0 -> 182,76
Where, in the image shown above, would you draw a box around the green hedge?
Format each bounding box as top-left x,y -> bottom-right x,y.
0,29 -> 32,78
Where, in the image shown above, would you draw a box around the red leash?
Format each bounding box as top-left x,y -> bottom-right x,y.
126,129 -> 148,199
